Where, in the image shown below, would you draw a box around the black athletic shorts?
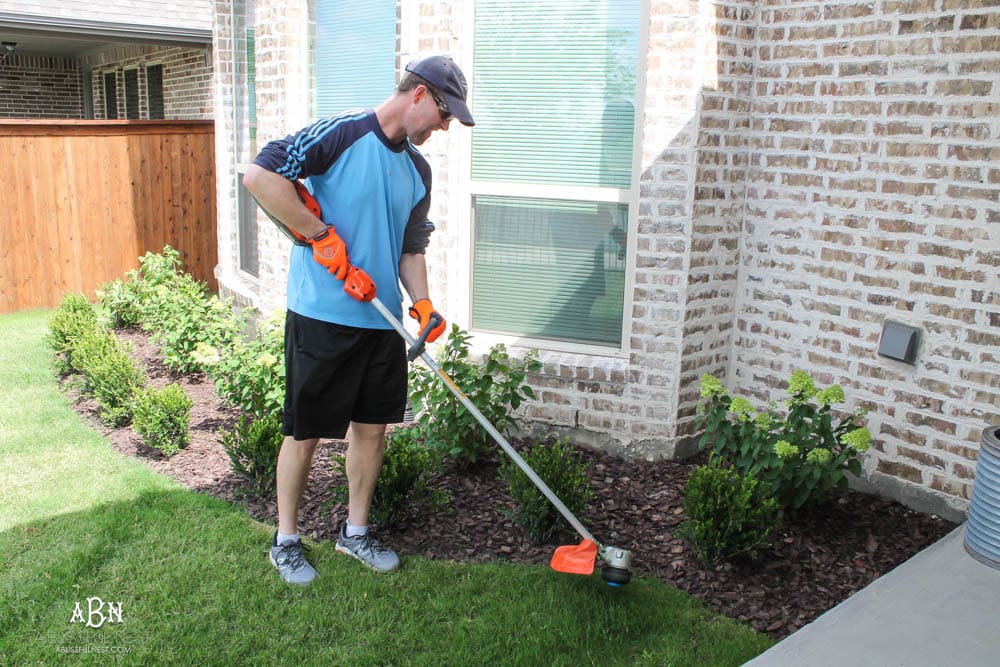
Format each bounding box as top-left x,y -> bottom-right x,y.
282,310 -> 407,440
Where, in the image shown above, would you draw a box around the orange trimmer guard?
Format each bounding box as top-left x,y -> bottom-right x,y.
550,540 -> 598,575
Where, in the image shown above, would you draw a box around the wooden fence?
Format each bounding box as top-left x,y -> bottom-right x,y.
0,120 -> 217,313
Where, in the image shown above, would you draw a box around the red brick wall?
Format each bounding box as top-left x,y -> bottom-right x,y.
0,55 -> 83,118
85,45 -> 213,120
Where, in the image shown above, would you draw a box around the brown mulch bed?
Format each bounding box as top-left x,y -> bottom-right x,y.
71,328 -> 957,640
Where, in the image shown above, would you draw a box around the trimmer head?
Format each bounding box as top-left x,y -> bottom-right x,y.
550,541 -> 634,586
599,545 -> 633,587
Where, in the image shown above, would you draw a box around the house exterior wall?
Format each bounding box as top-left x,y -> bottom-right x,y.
0,2 -> 212,120
5,1 -> 211,31
214,0 -> 999,520
0,55 -> 82,118
84,45 -> 213,120
730,0 -> 999,519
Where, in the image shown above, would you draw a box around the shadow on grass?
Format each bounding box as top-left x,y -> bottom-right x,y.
0,488 -> 772,666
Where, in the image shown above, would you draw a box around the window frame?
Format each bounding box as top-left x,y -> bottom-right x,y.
102,70 -> 118,120
145,62 -> 165,120
458,1 -> 647,357
123,66 -> 140,119
232,0 -> 260,283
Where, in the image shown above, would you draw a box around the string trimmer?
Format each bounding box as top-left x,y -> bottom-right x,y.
256,181 -> 634,586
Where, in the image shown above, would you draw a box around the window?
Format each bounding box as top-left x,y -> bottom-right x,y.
146,64 -> 164,119
471,0 -> 641,347
314,0 -> 397,118
246,30 -> 256,149
234,0 -> 259,277
237,177 -> 260,277
124,68 -> 139,119
82,67 -> 94,119
103,72 -> 118,119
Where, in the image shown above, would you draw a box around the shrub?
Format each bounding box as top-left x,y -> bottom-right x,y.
408,325 -> 541,467
74,327 -> 147,427
133,383 -> 193,456
47,293 -> 99,374
677,458 -> 782,567
500,437 -> 595,544
331,426 -> 449,528
696,371 -> 870,510
221,413 -> 283,497
97,276 -> 143,328
146,276 -> 247,375
202,310 -> 285,420
120,246 -> 246,374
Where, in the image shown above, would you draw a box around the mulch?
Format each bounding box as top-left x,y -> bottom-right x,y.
69,327 -> 957,640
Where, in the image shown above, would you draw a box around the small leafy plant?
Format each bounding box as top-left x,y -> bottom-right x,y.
122,246 -> 246,374
331,426 -> 449,527
73,326 -> 147,427
221,413 -> 284,497
97,277 -> 143,328
677,457 -> 781,567
47,293 -> 99,374
133,382 -> 193,456
500,437 -> 595,544
696,371 -> 871,510
408,325 -> 541,467
202,310 -> 285,420
146,276 -> 247,375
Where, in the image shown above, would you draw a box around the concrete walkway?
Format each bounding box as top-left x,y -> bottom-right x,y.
745,524 -> 1000,667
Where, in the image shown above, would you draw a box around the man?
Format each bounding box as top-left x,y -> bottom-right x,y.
244,55 -> 474,585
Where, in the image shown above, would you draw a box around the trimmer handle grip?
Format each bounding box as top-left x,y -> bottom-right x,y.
343,266 -> 376,302
407,313 -> 444,362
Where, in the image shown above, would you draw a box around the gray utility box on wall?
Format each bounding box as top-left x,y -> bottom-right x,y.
878,320 -> 919,364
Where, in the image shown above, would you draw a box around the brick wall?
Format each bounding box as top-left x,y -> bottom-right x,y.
215,0 -> 999,518
0,55 -> 82,118
84,45 -> 213,120
730,0 -> 999,518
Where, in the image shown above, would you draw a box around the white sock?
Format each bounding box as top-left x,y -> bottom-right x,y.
345,521 -> 368,538
276,531 -> 300,546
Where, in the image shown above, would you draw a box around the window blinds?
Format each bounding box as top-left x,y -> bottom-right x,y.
314,0 -> 398,118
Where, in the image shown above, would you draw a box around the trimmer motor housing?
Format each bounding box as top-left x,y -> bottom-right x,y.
600,545 -> 633,587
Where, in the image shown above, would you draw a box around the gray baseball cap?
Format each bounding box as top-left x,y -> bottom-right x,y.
404,55 -> 475,127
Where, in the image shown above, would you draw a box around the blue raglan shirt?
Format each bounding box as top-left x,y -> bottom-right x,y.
253,110 -> 433,328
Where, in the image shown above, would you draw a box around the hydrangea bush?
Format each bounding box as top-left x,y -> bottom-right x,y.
696,370 -> 871,510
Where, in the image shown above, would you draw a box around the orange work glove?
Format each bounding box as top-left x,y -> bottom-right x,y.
307,226 -> 349,280
408,298 -> 446,343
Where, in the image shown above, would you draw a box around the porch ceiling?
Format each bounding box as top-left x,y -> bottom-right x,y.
0,12 -> 211,58
0,30 -> 124,57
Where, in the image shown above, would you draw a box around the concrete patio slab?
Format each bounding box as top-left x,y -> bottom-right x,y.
744,524 -> 999,667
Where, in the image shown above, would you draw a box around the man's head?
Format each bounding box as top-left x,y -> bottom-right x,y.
401,55 -> 475,128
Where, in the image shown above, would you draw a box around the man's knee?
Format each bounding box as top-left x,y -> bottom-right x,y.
281,436 -> 319,458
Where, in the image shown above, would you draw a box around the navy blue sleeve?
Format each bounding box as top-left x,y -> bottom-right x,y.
401,146 -> 434,254
252,110 -> 372,181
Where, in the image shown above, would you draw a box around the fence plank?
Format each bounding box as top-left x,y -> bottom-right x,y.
0,120 -> 217,313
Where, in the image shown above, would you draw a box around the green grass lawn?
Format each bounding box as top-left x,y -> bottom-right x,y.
0,309 -> 773,666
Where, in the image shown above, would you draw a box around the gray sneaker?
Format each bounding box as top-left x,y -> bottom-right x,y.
269,534 -> 318,585
335,525 -> 401,573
